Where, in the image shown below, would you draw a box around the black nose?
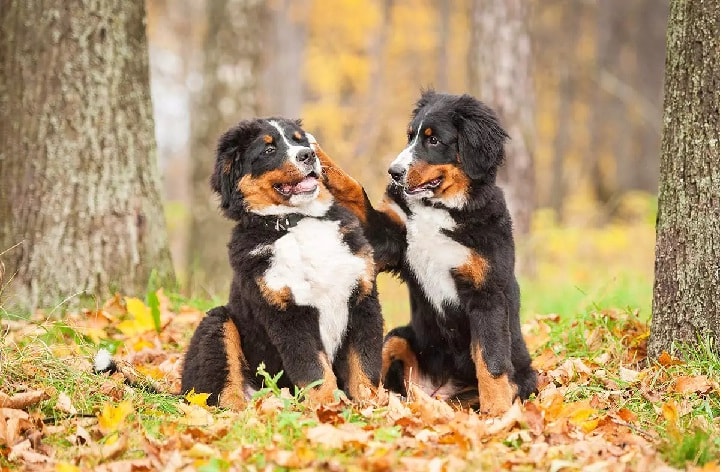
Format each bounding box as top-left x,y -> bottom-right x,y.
296,148 -> 315,164
388,164 -> 405,182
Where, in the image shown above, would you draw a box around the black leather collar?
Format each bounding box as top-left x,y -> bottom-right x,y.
260,213 -> 305,232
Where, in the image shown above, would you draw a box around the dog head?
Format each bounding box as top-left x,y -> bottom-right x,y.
211,118 -> 328,220
388,91 -> 508,207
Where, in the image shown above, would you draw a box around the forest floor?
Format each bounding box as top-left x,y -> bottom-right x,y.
1,289 -> 719,471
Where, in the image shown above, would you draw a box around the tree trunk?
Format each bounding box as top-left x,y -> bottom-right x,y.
186,0 -> 264,297
469,0 -> 536,276
649,0 -> 719,357
0,0 -> 175,312
260,0 -> 308,117
468,0 -> 535,239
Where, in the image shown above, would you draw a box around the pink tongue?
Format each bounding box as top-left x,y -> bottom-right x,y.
293,176 -> 318,193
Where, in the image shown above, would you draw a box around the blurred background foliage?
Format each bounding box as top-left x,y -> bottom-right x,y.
146,0 -> 666,326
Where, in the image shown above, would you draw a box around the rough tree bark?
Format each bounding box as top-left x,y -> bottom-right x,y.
186,0 -> 264,296
468,0 -> 536,277
0,0 -> 175,311
468,0 -> 535,239
648,0 -> 719,357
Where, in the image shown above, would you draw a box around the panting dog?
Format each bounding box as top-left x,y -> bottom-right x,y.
311,91 -> 537,415
181,118 -> 383,408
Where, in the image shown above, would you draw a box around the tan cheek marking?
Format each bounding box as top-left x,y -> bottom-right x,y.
238,164 -> 305,210
455,252 -> 489,288
471,343 -> 516,416
263,134 -> 273,144
424,127 -> 432,136
405,161 -> 436,189
218,320 -> 248,410
256,277 -> 291,310
437,164 -> 471,201
306,352 -> 339,404
381,337 -> 419,386
311,141 -> 367,224
347,348 -> 374,400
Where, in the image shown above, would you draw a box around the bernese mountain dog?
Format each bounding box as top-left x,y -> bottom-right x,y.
311,91 -> 537,415
181,118 -> 383,409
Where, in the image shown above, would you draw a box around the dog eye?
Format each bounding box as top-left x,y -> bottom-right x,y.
428,136 -> 439,145
264,146 -> 276,155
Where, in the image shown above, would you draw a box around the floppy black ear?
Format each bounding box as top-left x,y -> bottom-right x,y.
210,120 -> 258,218
453,94 -> 508,181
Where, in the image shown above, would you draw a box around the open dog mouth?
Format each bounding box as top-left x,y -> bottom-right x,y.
405,176 -> 443,195
273,171 -> 320,197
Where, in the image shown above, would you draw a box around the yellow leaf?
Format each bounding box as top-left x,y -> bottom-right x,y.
132,338 -> 155,352
184,389 -> 211,407
117,298 -> 155,336
97,400 -> 133,435
55,463 -> 81,472
561,399 -> 599,432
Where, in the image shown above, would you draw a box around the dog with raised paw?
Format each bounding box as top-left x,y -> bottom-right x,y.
310,91 -> 537,415
181,118 -> 383,409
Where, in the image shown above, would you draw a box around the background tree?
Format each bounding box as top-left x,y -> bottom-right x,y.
186,0 -> 265,296
469,0 -> 536,276
648,0 -> 719,357
0,0 -> 175,311
468,0 -> 536,239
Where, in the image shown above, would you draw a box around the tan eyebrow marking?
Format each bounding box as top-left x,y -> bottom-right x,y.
293,131 -> 302,140
407,126 -> 413,134
263,135 -> 273,144
424,127 -> 432,136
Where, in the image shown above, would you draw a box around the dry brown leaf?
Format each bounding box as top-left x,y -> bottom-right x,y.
0,390 -> 48,409
619,366 -> 643,383
306,423 -> 370,449
56,392 -> 78,415
673,375 -> 714,394
8,438 -> 52,463
616,408 -> 638,423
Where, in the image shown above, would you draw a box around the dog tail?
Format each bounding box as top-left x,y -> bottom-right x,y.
93,348 -> 170,394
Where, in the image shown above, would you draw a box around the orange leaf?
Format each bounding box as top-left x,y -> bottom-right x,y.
673,375 -> 713,394
617,408 -> 637,423
661,401 -> 678,424
658,351 -> 684,366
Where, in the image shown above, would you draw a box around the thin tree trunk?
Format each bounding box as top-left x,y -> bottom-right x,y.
186,0 -> 264,297
0,0 -> 175,311
260,0 -> 308,117
649,0 -> 719,357
469,0 -> 535,274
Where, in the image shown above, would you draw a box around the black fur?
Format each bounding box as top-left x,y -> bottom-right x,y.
344,92 -> 537,409
182,118 -> 383,406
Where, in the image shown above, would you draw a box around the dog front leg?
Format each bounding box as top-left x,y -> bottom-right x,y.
262,313 -> 340,404
468,290 -> 517,416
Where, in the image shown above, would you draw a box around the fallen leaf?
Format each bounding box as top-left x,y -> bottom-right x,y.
306,423 -> 370,448
619,366 -> 642,383
56,392 -> 78,415
616,408 -> 638,423
117,297 -> 156,336
184,389 -> 210,407
0,390 -> 48,409
673,375 -> 713,394
97,400 -> 133,435
8,438 -> 51,463
657,351 -> 684,366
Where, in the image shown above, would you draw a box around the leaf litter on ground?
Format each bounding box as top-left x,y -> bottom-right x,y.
0,292 -> 719,471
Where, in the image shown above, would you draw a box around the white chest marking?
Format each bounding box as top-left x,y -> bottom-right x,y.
405,204 -> 470,314
263,219 -> 368,361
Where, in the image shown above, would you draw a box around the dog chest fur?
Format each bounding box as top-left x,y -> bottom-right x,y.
262,218 -> 368,361
405,204 -> 470,314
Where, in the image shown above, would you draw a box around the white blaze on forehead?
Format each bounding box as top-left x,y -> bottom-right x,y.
268,120 -> 310,164
390,120 -> 424,172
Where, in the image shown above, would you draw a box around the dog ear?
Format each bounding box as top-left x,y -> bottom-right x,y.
453,95 -> 508,181
210,121 -> 258,215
